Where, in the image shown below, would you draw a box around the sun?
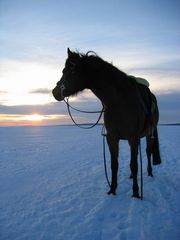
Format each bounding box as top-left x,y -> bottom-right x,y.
23,114 -> 44,121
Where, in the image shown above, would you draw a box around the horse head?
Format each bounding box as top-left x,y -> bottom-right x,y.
52,48 -> 86,101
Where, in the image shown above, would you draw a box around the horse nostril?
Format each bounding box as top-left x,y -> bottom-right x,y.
52,87 -> 64,101
52,88 -> 56,97
52,87 -> 58,99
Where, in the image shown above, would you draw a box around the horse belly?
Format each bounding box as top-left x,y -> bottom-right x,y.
104,111 -> 142,140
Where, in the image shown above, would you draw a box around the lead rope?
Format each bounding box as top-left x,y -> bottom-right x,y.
135,84 -> 144,200
101,125 -> 111,188
63,97 -> 110,188
139,139 -> 143,200
64,97 -> 104,129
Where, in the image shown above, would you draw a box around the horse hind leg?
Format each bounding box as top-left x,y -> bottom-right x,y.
152,127 -> 161,165
146,126 -> 161,176
129,138 -> 140,198
146,135 -> 153,177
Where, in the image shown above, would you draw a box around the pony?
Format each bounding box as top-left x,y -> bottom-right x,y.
52,48 -> 161,198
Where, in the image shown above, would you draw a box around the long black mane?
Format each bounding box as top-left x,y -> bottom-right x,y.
74,51 -> 134,89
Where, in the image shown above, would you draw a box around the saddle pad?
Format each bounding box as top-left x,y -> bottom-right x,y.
135,77 -> 150,87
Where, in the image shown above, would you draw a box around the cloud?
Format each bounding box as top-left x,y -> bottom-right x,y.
29,88 -> 51,95
0,91 -> 7,94
0,102 -> 64,115
0,88 -> 104,126
0,88 -> 180,125
0,58 -> 60,106
125,66 -> 180,94
0,113 -> 70,127
157,92 -> 180,123
0,91 -> 102,116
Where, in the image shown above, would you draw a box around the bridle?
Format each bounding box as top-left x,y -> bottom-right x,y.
56,79 -> 66,100
56,60 -> 75,99
56,78 -> 105,129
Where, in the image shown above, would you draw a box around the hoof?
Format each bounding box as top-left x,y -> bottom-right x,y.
148,173 -> 153,177
153,158 -> 161,165
132,193 -> 140,199
107,189 -> 116,195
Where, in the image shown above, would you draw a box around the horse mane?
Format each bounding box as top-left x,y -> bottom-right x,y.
75,51 -> 131,88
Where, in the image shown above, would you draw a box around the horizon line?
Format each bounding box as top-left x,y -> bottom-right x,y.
0,122 -> 180,128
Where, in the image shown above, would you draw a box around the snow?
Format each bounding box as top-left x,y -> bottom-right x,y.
0,125 -> 180,240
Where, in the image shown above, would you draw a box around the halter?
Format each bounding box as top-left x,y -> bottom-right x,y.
56,79 -> 66,99
56,61 -> 75,99
56,78 -> 104,128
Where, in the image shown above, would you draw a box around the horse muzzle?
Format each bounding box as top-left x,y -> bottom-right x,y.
52,87 -> 64,101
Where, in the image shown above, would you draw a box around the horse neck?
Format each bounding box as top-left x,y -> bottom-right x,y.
90,84 -> 120,107
88,69 -> 134,108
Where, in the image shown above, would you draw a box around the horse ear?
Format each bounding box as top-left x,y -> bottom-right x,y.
67,48 -> 73,58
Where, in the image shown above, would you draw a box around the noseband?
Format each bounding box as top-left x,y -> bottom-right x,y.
56,62 -> 75,99
56,80 -> 66,99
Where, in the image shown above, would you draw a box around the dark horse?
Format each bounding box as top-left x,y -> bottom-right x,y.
52,48 -> 161,198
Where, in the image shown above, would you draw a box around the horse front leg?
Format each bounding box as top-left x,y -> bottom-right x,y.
106,134 -> 119,195
129,138 -> 140,198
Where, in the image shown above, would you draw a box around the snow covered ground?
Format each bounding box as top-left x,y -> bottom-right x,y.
0,125 -> 180,240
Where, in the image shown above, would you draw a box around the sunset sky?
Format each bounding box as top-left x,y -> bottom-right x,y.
0,0 -> 180,126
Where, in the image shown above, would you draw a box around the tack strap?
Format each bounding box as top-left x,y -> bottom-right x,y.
64,97 -> 104,129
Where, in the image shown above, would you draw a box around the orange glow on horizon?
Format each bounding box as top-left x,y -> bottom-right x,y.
22,114 -> 44,121
0,114 -> 69,126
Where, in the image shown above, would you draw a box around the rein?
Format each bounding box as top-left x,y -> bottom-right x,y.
63,97 -> 104,129
139,139 -> 143,200
63,97 -> 110,189
101,125 -> 111,188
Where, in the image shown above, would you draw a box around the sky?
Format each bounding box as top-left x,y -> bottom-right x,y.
0,0 -> 180,126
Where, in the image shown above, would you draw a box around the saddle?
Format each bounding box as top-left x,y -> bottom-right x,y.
129,75 -> 150,88
135,77 -> 150,88
129,75 -> 154,114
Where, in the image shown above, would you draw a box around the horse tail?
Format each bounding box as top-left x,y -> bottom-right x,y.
152,127 -> 161,165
